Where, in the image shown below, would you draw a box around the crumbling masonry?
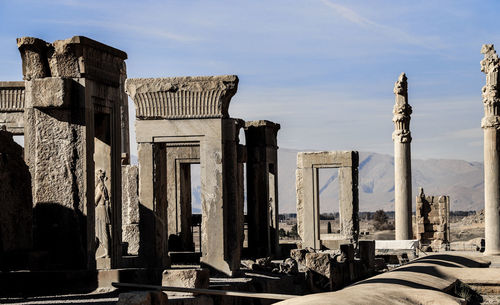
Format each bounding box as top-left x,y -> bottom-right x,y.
415,188 -> 450,251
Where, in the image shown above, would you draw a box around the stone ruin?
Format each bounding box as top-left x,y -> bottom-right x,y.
415,188 -> 450,251
296,151 -> 359,250
15,36 -> 128,270
125,76 -> 246,274
0,35 -> 380,303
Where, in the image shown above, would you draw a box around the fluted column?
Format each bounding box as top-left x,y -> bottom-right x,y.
392,73 -> 413,240
481,44 -> 500,255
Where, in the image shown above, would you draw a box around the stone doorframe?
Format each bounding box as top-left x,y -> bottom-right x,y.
126,75 -> 245,275
296,151 -> 359,249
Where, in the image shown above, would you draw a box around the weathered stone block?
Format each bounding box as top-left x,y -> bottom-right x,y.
25,77 -> 72,109
359,240 -> 375,269
122,165 -> 140,224
297,151 -> 356,168
162,268 -> 209,296
123,224 -> 140,255
305,253 -> 332,278
117,291 -> 168,305
339,244 -> 354,262
290,249 -> 308,266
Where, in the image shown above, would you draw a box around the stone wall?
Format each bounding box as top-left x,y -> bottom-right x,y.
415,188 -> 450,251
0,129 -> 32,264
122,165 -> 140,256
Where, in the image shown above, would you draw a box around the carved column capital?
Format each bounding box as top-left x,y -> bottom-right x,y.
481,44 -> 500,129
393,73 -> 412,143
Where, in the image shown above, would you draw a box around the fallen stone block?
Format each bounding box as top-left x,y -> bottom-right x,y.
117,291 -> 168,305
162,268 -> 209,297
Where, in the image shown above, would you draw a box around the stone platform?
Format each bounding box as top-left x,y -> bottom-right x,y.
275,252 -> 497,305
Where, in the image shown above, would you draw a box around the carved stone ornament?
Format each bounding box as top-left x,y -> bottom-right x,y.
481,44 -> 500,129
95,169 -> 111,259
392,73 -> 412,143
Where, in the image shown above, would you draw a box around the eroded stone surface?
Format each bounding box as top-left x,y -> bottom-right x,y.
122,165 -> 140,255
162,268 -> 209,297
25,78 -> 72,108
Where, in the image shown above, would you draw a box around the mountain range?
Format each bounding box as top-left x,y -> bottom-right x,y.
133,148 -> 485,213
277,149 -> 484,213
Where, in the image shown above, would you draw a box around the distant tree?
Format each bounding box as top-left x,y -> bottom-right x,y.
373,209 -> 394,230
279,228 -> 287,238
289,224 -> 299,238
327,221 -> 332,234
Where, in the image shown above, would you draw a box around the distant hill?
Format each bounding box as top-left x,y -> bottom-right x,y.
134,148 -> 484,213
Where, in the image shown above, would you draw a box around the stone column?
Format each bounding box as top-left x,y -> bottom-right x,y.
481,44 -> 500,255
392,73 -> 413,240
244,120 -> 280,258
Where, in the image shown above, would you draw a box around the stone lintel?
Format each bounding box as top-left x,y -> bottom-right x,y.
297,151 -> 358,168
0,81 -> 25,88
25,78 -> 73,109
126,75 -> 239,119
244,120 -> 281,130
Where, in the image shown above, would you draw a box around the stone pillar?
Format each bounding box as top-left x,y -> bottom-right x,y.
244,120 -> 280,258
119,62 -> 130,164
392,73 -> 413,240
122,165 -> 140,256
481,44 -> 500,255
18,36 -> 127,269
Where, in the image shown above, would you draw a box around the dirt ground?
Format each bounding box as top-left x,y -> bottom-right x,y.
278,212 -> 485,242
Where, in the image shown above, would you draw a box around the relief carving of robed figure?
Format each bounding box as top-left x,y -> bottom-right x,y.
95,169 -> 111,258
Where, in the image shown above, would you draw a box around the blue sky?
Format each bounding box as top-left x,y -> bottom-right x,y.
1,0 -> 498,162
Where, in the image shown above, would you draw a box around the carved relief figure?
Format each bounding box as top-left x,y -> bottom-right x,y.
95,169 -> 111,258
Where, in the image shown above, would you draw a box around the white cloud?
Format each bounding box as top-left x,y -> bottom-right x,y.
319,0 -> 446,50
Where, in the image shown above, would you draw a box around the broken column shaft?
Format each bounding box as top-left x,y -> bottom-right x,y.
481,44 -> 500,255
392,73 -> 413,240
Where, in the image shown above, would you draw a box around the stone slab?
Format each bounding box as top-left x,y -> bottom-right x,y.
375,240 -> 419,250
